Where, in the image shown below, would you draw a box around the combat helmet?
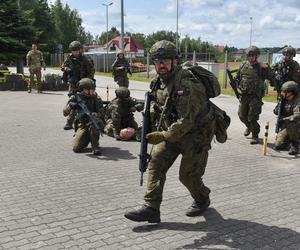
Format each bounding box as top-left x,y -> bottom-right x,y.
69,41 -> 82,51
246,46 -> 260,56
78,78 -> 95,91
281,81 -> 299,94
115,87 -> 130,99
116,50 -> 125,57
282,46 -> 296,57
149,40 -> 178,59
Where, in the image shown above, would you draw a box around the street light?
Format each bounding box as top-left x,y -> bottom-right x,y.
102,2 -> 113,72
120,0 -> 124,52
176,0 -> 179,50
249,16 -> 253,47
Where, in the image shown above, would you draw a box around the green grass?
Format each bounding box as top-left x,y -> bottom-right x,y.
49,67 -> 277,102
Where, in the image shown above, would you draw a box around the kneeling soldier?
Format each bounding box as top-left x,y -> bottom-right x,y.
104,87 -> 143,140
63,78 -> 104,155
274,81 -> 300,155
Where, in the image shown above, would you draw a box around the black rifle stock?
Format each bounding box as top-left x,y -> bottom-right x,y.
274,67 -> 285,133
139,91 -> 152,186
226,69 -> 241,101
75,94 -> 101,131
275,96 -> 284,134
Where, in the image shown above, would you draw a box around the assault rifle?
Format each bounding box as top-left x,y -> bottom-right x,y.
273,67 -> 285,133
139,91 -> 153,186
115,64 -> 132,75
75,93 -> 101,131
275,96 -> 284,134
226,69 -> 241,101
62,62 -> 80,96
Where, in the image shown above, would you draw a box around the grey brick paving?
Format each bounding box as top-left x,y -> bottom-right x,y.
0,68 -> 299,249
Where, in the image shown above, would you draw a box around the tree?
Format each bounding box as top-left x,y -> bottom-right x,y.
0,0 -> 35,63
145,30 -> 177,50
51,0 -> 92,52
20,0 -> 56,54
97,27 -> 120,45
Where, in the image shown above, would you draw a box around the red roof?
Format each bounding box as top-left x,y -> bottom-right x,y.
104,35 -> 144,52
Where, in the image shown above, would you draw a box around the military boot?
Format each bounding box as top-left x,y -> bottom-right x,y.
250,135 -> 259,144
63,122 -> 73,130
244,127 -> 251,136
288,142 -> 299,155
27,86 -> 31,93
113,130 -> 122,141
92,146 -> 101,155
186,197 -> 210,217
124,205 -> 161,223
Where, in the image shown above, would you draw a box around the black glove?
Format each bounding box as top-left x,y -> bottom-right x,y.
69,102 -> 78,109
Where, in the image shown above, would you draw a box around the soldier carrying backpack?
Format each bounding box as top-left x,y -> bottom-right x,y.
124,40 -> 230,223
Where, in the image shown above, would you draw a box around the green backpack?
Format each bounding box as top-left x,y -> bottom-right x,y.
181,63 -> 230,143
182,64 -> 221,98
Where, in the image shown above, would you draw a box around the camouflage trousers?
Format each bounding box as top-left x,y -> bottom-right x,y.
238,95 -> 263,137
29,68 -> 42,91
66,109 -> 76,127
275,121 -> 300,147
73,125 -> 100,152
104,118 -> 138,137
144,126 -> 214,210
114,76 -> 129,88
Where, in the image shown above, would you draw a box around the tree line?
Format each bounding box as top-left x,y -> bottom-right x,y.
3,0 -> 280,65
0,0 -> 92,64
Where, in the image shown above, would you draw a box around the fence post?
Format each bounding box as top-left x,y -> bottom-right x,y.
192,51 -> 196,65
147,52 -> 150,79
224,50 -> 228,88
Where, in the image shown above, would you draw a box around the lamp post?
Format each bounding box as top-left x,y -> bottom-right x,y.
120,0 -> 124,52
249,16 -> 253,47
175,0 -> 179,50
102,2 -> 113,72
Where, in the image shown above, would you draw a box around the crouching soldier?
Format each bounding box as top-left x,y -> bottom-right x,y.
63,78 -> 104,155
274,81 -> 300,155
104,87 -> 143,140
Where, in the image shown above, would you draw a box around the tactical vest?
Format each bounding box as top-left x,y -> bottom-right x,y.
239,62 -> 265,96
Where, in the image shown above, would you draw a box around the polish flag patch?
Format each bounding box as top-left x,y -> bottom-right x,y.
176,90 -> 184,96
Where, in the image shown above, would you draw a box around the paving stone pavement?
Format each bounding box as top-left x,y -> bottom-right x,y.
0,69 -> 299,250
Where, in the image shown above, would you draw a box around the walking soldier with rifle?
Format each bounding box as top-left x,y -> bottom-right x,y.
61,41 -> 95,130
112,51 -> 131,88
124,40 -> 230,223
63,78 -> 105,155
233,46 -> 273,144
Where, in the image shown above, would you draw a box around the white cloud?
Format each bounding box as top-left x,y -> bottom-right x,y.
61,0 -> 300,48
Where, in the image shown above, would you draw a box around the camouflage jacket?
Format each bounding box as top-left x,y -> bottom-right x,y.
106,97 -> 142,121
282,94 -> 300,122
26,50 -> 45,70
112,58 -> 130,77
237,61 -> 273,98
61,54 -> 95,82
271,60 -> 300,90
63,92 -> 104,126
150,65 -> 210,143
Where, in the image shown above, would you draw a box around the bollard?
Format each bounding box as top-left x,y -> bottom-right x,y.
106,85 -> 109,101
263,121 -> 269,156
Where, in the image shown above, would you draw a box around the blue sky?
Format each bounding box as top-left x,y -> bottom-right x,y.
50,0 -> 300,48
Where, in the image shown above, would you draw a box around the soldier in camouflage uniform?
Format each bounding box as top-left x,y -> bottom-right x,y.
63,78 -> 104,155
274,81 -> 300,155
104,87 -> 143,140
112,51 -> 131,88
124,40 -> 217,223
26,44 -> 46,93
271,46 -> 300,91
62,41 -> 95,130
237,46 -> 273,144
